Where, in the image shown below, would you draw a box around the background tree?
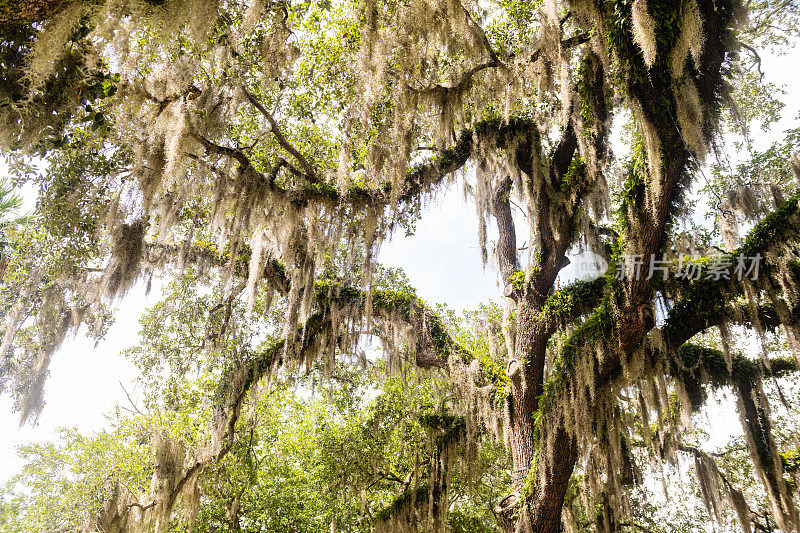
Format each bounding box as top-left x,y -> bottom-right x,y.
2,0 -> 800,531
1,269 -> 510,532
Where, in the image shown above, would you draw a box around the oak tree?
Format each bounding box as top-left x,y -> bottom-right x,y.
2,0 -> 800,531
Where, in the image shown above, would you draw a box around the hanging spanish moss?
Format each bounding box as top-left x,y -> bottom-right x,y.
692,448 -> 752,533
631,0 -> 658,68
4,0 -> 800,531
735,377 -> 800,531
104,219 -> 147,298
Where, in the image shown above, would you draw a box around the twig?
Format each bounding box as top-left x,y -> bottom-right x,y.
241,87 -> 317,181
127,500 -> 156,512
119,381 -> 145,417
457,0 -> 504,69
738,40 -> 765,80
618,523 -> 653,532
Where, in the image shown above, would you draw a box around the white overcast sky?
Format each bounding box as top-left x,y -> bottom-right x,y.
1,42 -> 799,483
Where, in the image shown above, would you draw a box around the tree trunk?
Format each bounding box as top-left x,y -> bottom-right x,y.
524,425 -> 577,533
497,296 -> 580,533
1,0 -> 70,25
498,420 -> 577,533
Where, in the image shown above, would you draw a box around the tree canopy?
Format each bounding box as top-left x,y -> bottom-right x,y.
2,0 -> 800,531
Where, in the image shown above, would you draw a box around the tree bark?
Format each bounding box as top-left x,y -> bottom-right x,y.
526,424 -> 578,533
1,0 -> 71,25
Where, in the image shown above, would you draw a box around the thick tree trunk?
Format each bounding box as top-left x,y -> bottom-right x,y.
506,303 -> 544,490
508,378 -> 537,493
498,419 -> 577,533
0,0 -> 70,25
525,425 -> 577,533
497,295 -> 580,532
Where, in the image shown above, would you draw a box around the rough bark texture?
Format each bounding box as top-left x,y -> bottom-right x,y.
493,1 -> 741,529
0,0 -> 70,25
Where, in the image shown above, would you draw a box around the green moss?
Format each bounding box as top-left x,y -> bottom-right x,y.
268,258 -> 287,280
375,484 -> 430,522
376,290 -> 445,350
672,344 -> 755,389
213,339 -> 284,404
575,53 -> 608,137
315,283 -> 460,360
788,260 -> 800,283
372,288 -> 419,317
767,356 -> 800,377
615,130 -> 647,231
419,413 -> 466,447
419,412 -> 460,430
400,116 -> 538,204
538,277 -> 606,324
781,448 -> 800,474
313,279 -> 361,304
507,269 -> 526,293
302,179 -> 339,200
670,344 -> 799,411
663,192 -> 800,347
559,155 -> 586,193
738,194 -> 800,259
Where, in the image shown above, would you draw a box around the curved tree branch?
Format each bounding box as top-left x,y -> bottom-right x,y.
241,87 -> 318,182
663,192 -> 800,348
493,175 -> 519,296
192,118 -> 537,211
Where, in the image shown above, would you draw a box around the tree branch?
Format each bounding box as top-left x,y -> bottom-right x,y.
315,282 -> 469,370
738,40 -> 765,80
536,277 -> 606,335
663,192 -> 800,348
143,240 -> 466,371
241,87 -> 318,181
493,175 -> 519,296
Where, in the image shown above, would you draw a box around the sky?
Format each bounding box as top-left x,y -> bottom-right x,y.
1,35 -> 800,486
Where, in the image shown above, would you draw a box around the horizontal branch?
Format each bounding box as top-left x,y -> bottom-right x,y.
314,282 -> 469,370
663,193 -> 800,348
670,343 -> 799,402
142,242 -> 290,293
537,277 -> 607,331
193,117 -> 537,211
142,241 -> 465,370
